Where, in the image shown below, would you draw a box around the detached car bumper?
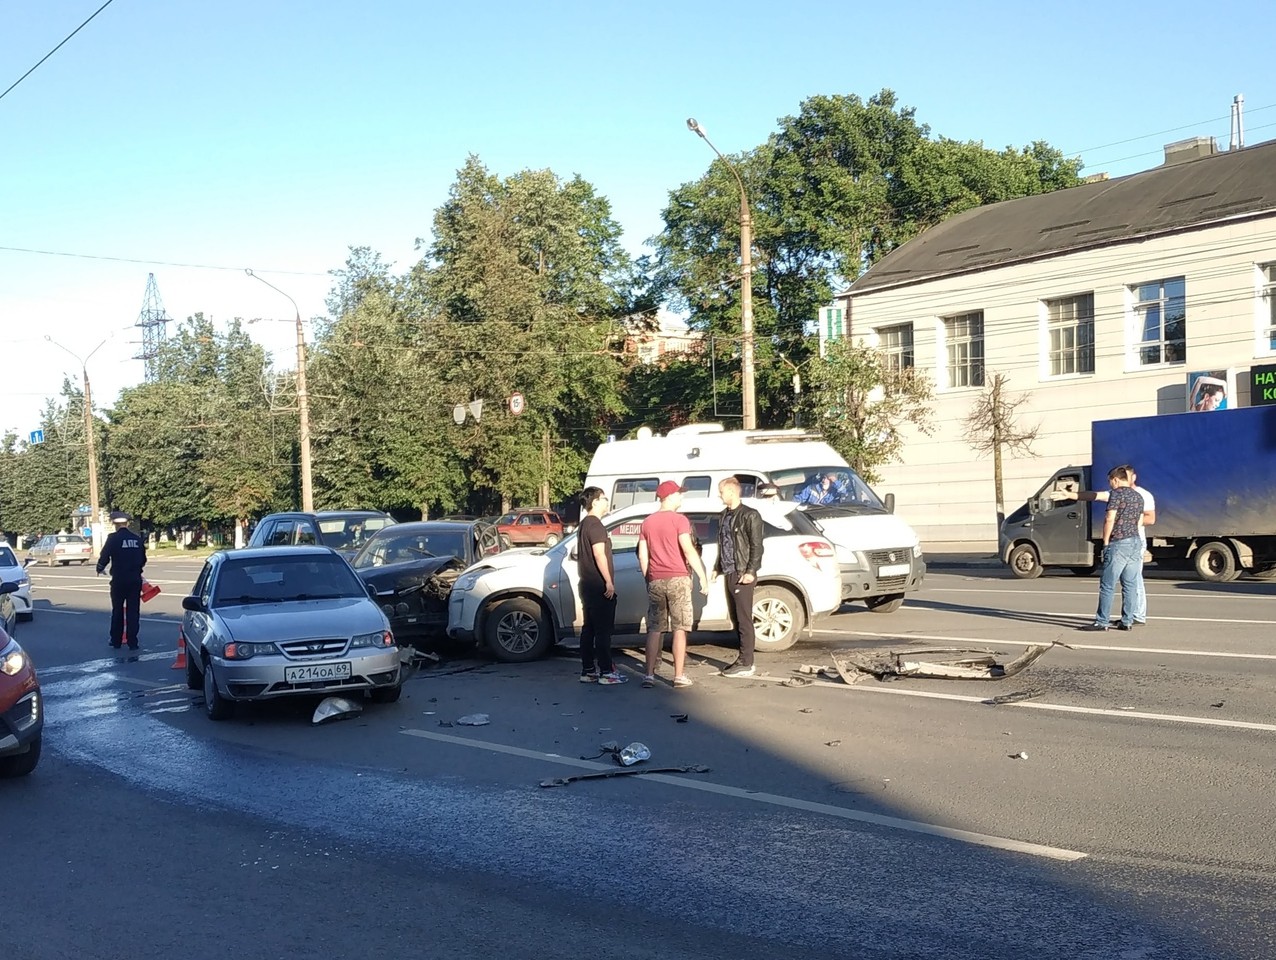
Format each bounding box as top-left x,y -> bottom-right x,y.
208,647 -> 403,702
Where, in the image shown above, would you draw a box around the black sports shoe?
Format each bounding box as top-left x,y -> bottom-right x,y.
721,662 -> 757,678
127,643 -> 140,650
108,642 -> 122,649
1116,624 -> 1132,631
1076,623 -> 1108,632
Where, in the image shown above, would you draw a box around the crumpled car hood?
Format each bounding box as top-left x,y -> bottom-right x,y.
356,556 -> 463,592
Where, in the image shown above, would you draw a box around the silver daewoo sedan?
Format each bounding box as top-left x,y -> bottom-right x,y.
181,546 -> 403,721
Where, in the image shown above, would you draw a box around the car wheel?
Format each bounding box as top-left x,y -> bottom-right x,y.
0,734 -> 41,778
79,559 -> 89,566
370,683 -> 402,704
865,593 -> 904,614
185,641 -> 201,691
544,533 -> 560,546
752,585 -> 805,653
1007,544 -> 1042,579
58,560 -> 69,567
202,659 -> 235,720
1069,565 -> 1099,577
499,535 -> 512,550
484,597 -> 552,662
1194,541 -> 1239,582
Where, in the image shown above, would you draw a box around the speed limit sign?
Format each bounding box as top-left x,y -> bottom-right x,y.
509,392 -> 525,416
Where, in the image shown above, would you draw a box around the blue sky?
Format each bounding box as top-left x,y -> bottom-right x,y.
2,0 -> 1273,436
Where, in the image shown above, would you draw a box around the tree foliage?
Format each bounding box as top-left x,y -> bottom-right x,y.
800,339 -> 934,484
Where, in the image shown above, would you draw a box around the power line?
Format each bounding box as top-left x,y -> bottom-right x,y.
0,244 -> 327,277
0,0 -> 118,104
1065,102 -> 1276,157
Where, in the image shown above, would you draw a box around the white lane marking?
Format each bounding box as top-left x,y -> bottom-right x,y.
28,607 -> 86,616
399,728 -> 1086,862
37,651 -> 177,677
774,673 -> 1276,733
812,628 -> 1276,659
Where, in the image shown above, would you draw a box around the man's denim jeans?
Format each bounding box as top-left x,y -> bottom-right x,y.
1095,537 -> 1142,627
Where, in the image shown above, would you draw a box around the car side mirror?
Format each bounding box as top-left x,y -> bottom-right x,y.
0,580 -> 17,595
181,595 -> 205,612
884,493 -> 895,514
366,583 -> 379,600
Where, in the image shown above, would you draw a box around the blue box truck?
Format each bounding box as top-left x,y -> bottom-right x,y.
999,406 -> 1276,582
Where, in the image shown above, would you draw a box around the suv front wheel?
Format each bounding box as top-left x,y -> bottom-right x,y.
485,597 -> 553,662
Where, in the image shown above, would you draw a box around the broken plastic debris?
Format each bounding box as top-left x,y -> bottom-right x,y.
1009,751 -> 1029,760
824,739 -> 842,747
456,714 -> 490,726
617,742 -> 651,766
312,696 -> 363,725
540,764 -> 709,788
670,714 -> 689,723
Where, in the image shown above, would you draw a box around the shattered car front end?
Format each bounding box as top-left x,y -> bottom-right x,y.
357,556 -> 465,644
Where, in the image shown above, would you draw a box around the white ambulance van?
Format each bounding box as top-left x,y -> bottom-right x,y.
584,424 -> 925,612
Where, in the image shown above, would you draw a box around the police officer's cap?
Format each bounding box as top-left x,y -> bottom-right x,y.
109,510 -> 131,524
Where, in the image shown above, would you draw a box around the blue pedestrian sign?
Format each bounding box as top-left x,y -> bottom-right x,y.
29,430 -> 44,444
76,504 -> 92,515
81,527 -> 92,537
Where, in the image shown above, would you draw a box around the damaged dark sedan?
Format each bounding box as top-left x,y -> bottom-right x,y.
351,520 -> 503,644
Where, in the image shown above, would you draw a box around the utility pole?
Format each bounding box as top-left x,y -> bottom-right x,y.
246,269 -> 314,512
687,118 -> 757,429
45,336 -> 107,545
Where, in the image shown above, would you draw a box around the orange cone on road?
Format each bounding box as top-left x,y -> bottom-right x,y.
171,630 -> 187,671
141,578 -> 161,603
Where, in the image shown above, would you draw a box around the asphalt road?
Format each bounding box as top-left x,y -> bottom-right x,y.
5,557 -> 1275,959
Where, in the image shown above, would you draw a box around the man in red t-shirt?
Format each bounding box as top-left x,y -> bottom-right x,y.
638,481 -> 710,688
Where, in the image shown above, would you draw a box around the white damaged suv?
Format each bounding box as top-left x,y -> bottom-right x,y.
447,498 -> 842,662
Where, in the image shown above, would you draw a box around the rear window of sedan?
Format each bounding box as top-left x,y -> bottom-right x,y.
213,555 -> 366,606
57,535 -> 89,544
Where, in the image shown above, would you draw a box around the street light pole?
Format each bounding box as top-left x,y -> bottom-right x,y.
246,269 -> 314,512
45,336 -> 107,540
687,117 -> 757,430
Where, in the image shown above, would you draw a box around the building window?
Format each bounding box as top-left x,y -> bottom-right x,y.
944,312 -> 984,388
877,323 -> 914,373
1045,293 -> 1095,376
1262,264 -> 1276,352
1132,277 -> 1185,366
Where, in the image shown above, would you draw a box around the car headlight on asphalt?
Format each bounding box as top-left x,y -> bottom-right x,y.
222,641 -> 277,660
350,630 -> 394,649
1,644 -> 27,676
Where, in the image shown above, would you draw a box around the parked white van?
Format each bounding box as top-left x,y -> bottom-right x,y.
584,424 -> 925,612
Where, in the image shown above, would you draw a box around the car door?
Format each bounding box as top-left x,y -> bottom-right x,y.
606,518 -> 649,632
183,561 -> 218,656
685,512 -> 730,628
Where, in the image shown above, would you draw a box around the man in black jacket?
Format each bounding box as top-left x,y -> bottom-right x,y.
715,477 -> 764,677
96,510 -> 147,650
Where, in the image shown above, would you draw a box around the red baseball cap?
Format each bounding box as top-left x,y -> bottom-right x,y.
656,480 -> 684,499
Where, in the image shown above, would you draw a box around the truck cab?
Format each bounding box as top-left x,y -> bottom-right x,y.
1000,467 -> 1096,578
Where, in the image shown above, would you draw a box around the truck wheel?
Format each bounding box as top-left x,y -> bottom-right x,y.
484,597 -> 552,662
1194,541 -> 1239,582
1008,544 -> 1043,579
1068,565 -> 1099,577
864,594 -> 904,614
752,586 -> 805,653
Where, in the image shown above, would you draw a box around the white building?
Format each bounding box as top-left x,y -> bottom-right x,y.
829,136 -> 1276,547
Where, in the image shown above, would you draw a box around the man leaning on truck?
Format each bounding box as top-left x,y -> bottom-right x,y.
1074,465 -> 1156,625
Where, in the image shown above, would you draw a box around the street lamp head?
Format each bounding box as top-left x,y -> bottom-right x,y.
687,118 -> 705,138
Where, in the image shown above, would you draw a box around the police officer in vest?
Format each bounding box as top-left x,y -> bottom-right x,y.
96,510 -> 147,650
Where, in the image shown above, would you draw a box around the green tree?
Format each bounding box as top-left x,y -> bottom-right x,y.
0,385 -> 95,536
800,339 -> 934,483
962,372 -> 1039,528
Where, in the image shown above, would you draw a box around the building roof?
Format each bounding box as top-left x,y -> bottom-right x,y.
847,138 -> 1276,297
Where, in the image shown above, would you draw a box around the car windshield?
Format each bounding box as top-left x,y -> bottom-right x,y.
353,529 -> 467,567
317,516 -> 394,550
769,466 -> 885,510
213,555 -> 365,606
0,546 -> 17,567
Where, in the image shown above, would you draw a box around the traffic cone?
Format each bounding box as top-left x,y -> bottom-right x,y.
141,578 -> 161,603
171,630 -> 187,670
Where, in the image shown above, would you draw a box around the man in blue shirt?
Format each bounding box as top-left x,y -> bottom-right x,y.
1079,467 -> 1143,632
795,472 -> 844,506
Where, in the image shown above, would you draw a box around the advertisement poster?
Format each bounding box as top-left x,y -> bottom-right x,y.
1186,369 -> 1234,412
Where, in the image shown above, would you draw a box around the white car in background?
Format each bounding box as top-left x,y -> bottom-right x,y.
0,543 -> 33,622
447,498 -> 842,662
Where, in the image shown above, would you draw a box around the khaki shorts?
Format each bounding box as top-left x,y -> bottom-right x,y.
646,576 -> 693,633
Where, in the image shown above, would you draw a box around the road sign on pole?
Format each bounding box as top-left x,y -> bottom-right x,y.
509,392 -> 525,416
29,429 -> 44,444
